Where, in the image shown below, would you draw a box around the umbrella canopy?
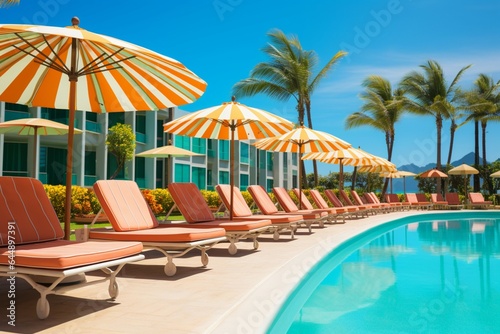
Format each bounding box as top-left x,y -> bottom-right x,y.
448,164 -> 479,176
448,164 -> 479,200
254,126 -> 351,208
136,145 -> 202,187
302,147 -> 375,190
163,97 -> 294,220
135,145 -> 202,158
0,118 -> 82,177
491,171 -> 500,178
380,170 -> 416,194
419,168 -> 448,178
0,18 -> 206,239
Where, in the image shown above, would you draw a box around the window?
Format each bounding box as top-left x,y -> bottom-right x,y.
3,143 -> 27,176
135,157 -> 146,188
174,163 -> 190,182
266,152 -> 274,172
192,167 -> 206,190
266,179 -> 274,193
85,151 -> 97,176
240,142 -> 249,164
219,140 -> 229,160
108,113 -> 125,127
240,174 -> 249,191
259,150 -> 266,169
5,103 -> 29,113
175,135 -> 190,150
207,139 -> 216,158
192,138 -> 206,154
157,120 -> 165,147
219,171 -> 229,185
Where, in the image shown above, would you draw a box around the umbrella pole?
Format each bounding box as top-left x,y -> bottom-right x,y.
298,144 -> 303,210
229,126 -> 235,220
403,176 -> 406,195
33,126 -> 38,178
64,38 -> 78,240
339,159 -> 344,191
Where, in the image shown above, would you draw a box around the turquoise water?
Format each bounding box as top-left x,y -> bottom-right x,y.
268,212 -> 500,334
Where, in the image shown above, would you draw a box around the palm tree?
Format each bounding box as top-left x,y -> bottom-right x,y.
233,29 -> 346,187
345,75 -> 406,196
400,60 -> 471,194
465,74 -> 500,192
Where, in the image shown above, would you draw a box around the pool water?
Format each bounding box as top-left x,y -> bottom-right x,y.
268,215 -> 500,333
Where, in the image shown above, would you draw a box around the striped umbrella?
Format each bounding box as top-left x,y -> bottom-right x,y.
254,126 -> 351,208
163,97 -> 294,219
0,18 -> 206,239
302,147 -> 373,190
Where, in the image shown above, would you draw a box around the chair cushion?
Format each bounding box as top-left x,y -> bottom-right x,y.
0,177 -> 64,246
173,219 -> 271,232
169,183 -> 215,223
216,184 -> 253,217
89,226 -> 226,243
273,187 -> 299,212
93,180 -> 159,232
247,185 -> 279,215
0,239 -> 143,269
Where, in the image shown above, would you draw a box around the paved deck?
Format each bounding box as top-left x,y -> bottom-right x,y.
1,210 -> 493,333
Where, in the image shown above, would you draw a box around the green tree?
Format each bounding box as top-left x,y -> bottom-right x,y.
106,123 -> 136,179
464,74 -> 500,192
233,29 -> 346,187
345,75 -> 406,197
400,60 -> 471,194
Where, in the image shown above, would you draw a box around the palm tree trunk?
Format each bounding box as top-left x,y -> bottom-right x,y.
381,131 -> 393,198
482,121 -> 490,194
474,120 -> 480,191
447,121 -> 457,166
305,101 -> 319,187
436,116 -> 443,194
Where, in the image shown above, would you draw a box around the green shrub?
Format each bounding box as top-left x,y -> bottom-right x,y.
150,188 -> 174,214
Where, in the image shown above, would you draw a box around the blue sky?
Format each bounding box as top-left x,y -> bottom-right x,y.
2,0 -> 500,176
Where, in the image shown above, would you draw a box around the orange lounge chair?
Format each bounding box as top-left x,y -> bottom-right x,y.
338,189 -> 375,215
430,193 -> 453,210
468,192 -> 494,209
385,194 -> 411,211
90,180 -> 226,276
350,190 -> 382,214
445,192 -> 464,209
168,183 -> 272,255
215,184 -> 302,239
272,187 -> 330,229
292,188 -> 347,223
0,177 -> 145,319
308,189 -> 355,221
405,193 -> 432,210
247,185 -> 322,233
324,189 -> 366,218
364,192 -> 393,212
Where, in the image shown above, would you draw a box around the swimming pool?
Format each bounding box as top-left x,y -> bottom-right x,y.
267,211 -> 500,333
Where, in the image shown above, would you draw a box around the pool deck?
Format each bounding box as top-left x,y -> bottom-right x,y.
2,209 -> 499,333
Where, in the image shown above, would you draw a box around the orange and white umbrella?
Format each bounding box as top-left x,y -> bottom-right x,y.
163,97 -> 294,219
419,168 -> 448,178
0,18 -> 206,239
302,147 -> 372,190
254,126 -> 351,208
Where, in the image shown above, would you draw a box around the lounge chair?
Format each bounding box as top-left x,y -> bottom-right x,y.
168,182 -> 272,255
292,188 -> 347,224
350,190 -> 383,214
90,180 -> 227,276
215,184 -> 302,239
364,192 -> 392,212
468,192 -> 494,209
445,192 -> 464,210
385,194 -> 411,211
324,189 -> 367,217
405,193 -> 432,210
272,187 -> 330,229
247,185 -> 321,233
430,193 -> 454,210
308,189 -> 353,221
0,177 -> 145,319
338,189 -> 376,215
